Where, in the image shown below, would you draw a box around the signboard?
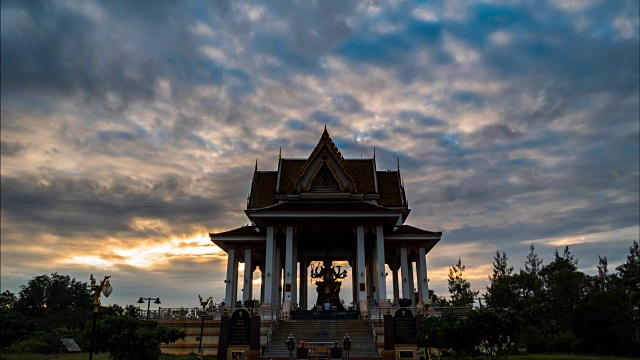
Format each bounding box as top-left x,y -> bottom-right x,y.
60,338 -> 81,352
228,309 -> 251,345
399,350 -> 414,359
393,309 -> 416,344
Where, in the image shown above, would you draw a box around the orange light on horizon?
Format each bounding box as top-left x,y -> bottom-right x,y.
61,233 -> 224,269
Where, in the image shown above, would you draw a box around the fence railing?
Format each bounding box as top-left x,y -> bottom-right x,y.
138,306 -> 281,320
366,305 -> 472,319
139,304 -> 470,320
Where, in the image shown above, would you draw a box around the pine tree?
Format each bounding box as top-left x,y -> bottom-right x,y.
486,251 -> 516,309
594,255 -> 610,291
524,244 -> 543,275
447,258 -> 478,307
539,246 -> 589,331
616,240 -> 639,289
615,240 -> 640,345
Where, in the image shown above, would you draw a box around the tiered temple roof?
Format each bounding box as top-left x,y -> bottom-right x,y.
213,127 -> 440,239
248,128 -> 408,210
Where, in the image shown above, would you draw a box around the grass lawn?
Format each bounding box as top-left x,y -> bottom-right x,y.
451,355 -> 635,360
1,354 -> 635,360
515,356 -> 635,360
0,354 -> 109,360
0,354 -> 216,360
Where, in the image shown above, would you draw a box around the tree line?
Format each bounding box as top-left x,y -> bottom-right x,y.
419,241 -> 639,358
1,241 -> 638,358
0,272 -> 183,358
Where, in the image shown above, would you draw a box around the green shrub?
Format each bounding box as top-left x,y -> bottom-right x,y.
546,333 -> 576,353
525,335 -> 547,353
85,315 -> 185,360
5,339 -> 50,354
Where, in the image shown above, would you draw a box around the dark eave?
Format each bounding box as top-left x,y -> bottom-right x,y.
210,226 -> 266,252
246,201 -> 403,228
392,224 -> 442,235
385,224 -> 442,254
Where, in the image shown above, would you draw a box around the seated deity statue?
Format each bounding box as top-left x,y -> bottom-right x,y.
311,254 -> 348,308
311,254 -> 347,282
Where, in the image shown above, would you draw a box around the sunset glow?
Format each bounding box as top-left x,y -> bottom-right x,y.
1,0 -> 637,309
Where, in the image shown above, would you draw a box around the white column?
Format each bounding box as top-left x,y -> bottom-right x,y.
300,255 -> 307,310
260,269 -> 265,303
400,246 -> 410,299
351,256 -> 357,307
263,227 -> 275,306
408,260 -> 415,303
231,253 -> 239,306
292,233 -> 298,306
376,225 -> 387,302
418,247 -> 428,302
284,226 -> 294,303
357,225 -> 367,301
243,247 -> 252,303
274,245 -> 282,306
392,267 -> 400,303
371,243 -> 379,302
224,247 -> 236,306
366,257 -> 373,300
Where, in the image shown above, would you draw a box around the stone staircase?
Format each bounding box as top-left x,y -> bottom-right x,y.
263,319 -> 380,359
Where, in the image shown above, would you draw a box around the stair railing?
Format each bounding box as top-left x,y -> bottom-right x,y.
265,307 -> 280,352
368,314 -> 377,355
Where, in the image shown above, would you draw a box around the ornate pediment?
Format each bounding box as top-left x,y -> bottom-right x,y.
310,166 -> 340,192
294,128 -> 357,193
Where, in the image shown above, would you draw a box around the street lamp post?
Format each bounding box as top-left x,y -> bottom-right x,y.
198,295 -> 213,360
470,292 -> 484,309
88,274 -> 113,360
137,297 -> 161,320
286,334 -> 295,360
343,334 -> 351,360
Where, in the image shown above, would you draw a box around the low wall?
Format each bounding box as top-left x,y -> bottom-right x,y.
158,319 -> 221,355
158,319 -> 271,355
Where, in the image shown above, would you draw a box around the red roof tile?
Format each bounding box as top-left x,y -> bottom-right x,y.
277,159 -> 306,194
376,171 -> 404,206
345,159 -> 376,193
249,171 -> 278,208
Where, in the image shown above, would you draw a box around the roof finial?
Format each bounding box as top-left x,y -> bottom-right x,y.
279,147 -> 282,160
255,159 -> 258,172
322,125 -> 329,139
397,156 -> 400,172
373,147 -> 376,160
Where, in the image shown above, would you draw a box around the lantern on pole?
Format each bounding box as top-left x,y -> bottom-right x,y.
343,334 -> 351,360
287,334 -> 296,360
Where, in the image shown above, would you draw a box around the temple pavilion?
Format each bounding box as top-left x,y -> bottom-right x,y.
210,128 -> 442,316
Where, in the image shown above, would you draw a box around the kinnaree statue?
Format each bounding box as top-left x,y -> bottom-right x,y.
311,253 -> 348,309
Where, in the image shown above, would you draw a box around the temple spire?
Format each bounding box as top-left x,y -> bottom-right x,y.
322,125 -> 329,139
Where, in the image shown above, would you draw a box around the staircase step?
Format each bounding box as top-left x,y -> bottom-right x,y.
264,319 -> 380,358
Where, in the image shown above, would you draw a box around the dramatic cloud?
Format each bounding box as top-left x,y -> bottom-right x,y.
1,0 -> 638,308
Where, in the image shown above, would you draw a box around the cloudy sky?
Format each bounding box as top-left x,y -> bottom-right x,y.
1,0 -> 638,310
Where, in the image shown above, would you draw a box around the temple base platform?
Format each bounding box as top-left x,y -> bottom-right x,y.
290,310 -> 360,320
